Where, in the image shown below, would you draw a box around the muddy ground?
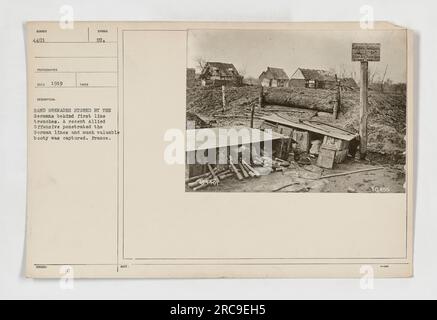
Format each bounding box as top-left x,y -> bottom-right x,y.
186,158 -> 405,193
186,86 -> 406,193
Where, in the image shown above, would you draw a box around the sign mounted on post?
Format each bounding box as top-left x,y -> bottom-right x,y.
352,42 -> 381,159
352,43 -> 381,62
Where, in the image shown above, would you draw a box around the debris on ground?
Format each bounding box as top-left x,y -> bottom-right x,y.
187,86 -> 406,163
185,157 -> 291,192
186,85 -> 406,193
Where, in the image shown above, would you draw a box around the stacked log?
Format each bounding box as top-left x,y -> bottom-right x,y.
262,88 -> 336,113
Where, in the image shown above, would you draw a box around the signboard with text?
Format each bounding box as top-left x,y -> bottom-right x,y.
352,43 -> 381,62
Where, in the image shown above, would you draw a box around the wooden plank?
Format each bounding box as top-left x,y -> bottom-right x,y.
318,167 -> 385,179
334,149 -> 348,163
302,120 -> 358,140
261,114 -> 357,141
185,171 -> 211,184
241,160 -> 260,177
316,147 -> 336,169
186,127 -> 285,152
229,156 -> 243,181
238,163 -> 249,178
207,163 -> 219,183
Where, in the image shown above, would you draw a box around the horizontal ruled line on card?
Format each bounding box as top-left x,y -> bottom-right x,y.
34,56 -> 117,58
34,86 -> 117,89
33,41 -> 117,44
35,71 -> 117,73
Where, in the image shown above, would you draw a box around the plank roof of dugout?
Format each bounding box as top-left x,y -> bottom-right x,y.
186,127 -> 286,152
261,114 -> 359,141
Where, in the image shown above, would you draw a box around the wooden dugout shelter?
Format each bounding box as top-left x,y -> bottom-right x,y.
260,114 -> 360,168
186,127 -> 286,177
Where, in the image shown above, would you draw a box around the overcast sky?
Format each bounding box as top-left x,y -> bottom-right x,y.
188,29 -> 407,83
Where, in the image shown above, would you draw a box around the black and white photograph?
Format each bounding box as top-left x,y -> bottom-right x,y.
186,29 -> 407,193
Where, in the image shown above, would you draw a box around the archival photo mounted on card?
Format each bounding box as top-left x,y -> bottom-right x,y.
25,22 -> 414,278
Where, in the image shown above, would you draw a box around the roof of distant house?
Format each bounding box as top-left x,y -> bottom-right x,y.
201,62 -> 239,78
292,68 -> 336,82
259,67 -> 289,80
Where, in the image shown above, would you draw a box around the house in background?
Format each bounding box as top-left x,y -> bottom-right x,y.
259,67 -> 289,87
199,62 -> 242,87
289,68 -> 337,89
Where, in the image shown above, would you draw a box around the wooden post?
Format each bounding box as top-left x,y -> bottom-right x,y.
334,75 -> 340,119
221,85 -> 226,112
249,86 -> 262,163
352,43 -> 380,160
381,64 -> 388,93
259,86 -> 264,108
250,104 -> 255,129
249,103 -> 255,163
359,61 -> 369,159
